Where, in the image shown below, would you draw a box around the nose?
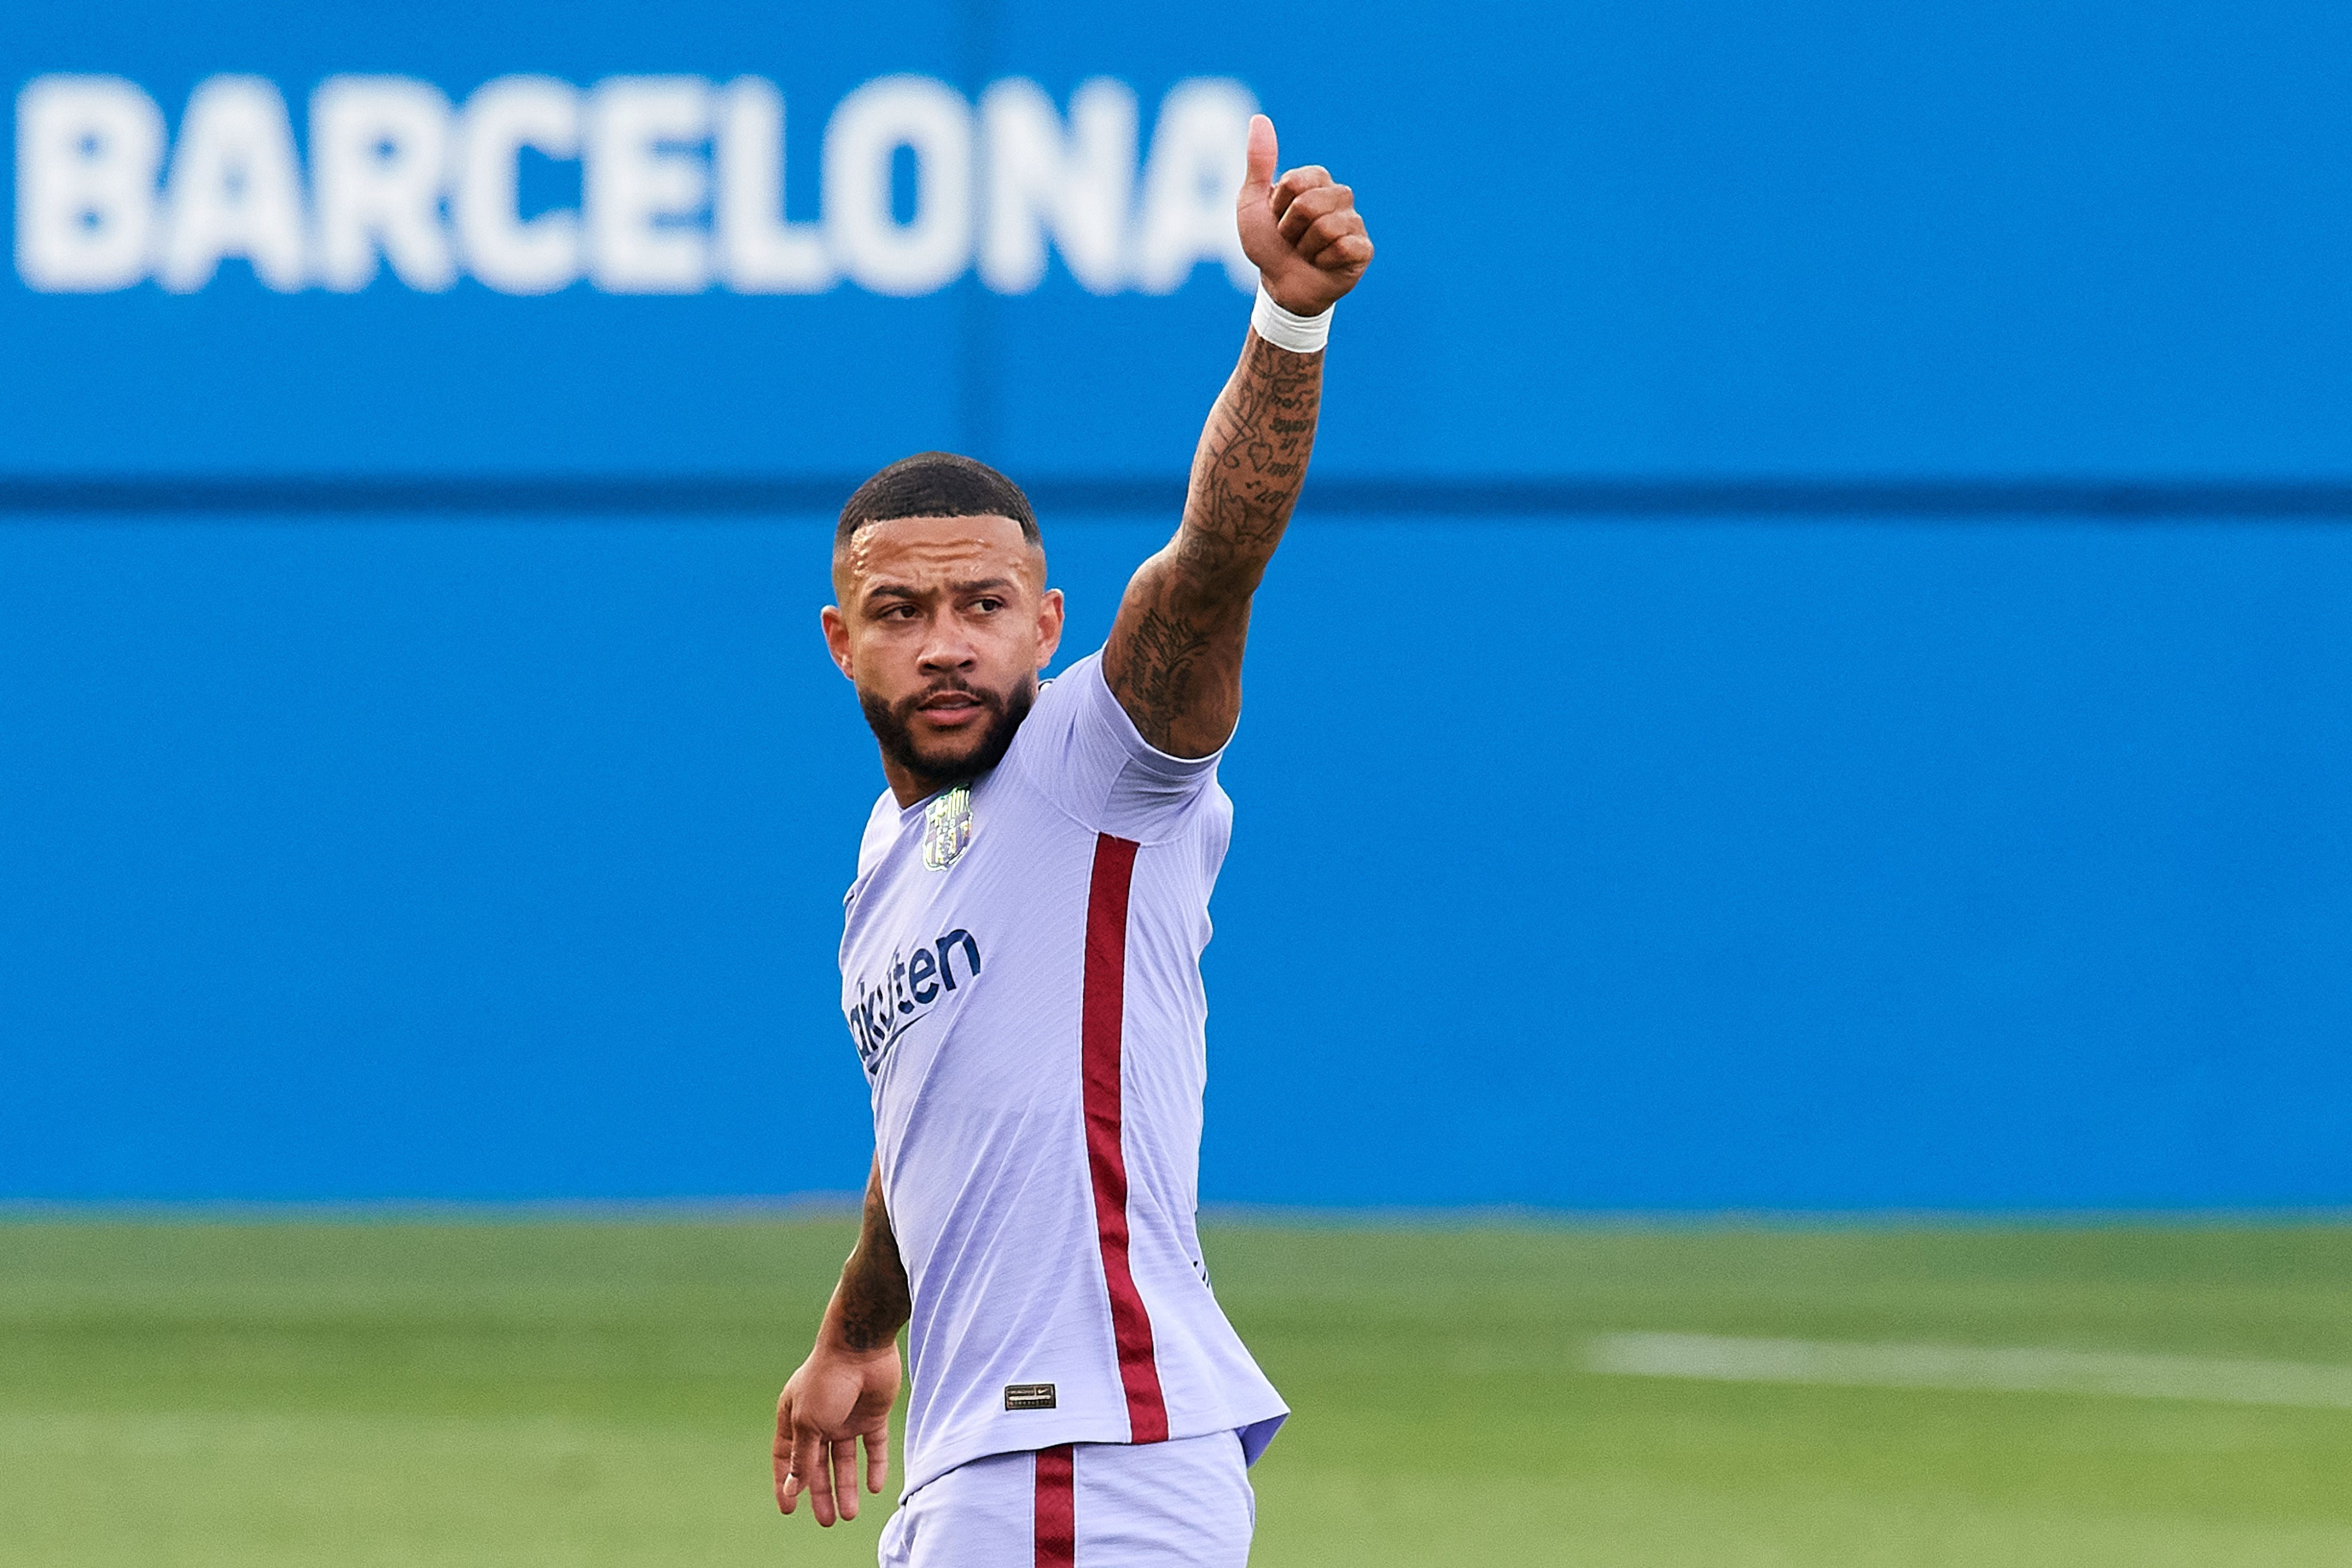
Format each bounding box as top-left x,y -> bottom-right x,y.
916,612 -> 977,674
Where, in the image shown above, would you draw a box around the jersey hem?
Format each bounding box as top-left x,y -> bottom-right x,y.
898,1399 -> 1291,1502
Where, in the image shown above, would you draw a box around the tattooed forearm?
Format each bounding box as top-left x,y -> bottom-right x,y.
1182,334 -> 1323,569
828,1161 -> 909,1353
1103,331 -> 1325,757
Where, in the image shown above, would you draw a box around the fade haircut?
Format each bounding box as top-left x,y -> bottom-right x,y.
836,452 -> 1040,549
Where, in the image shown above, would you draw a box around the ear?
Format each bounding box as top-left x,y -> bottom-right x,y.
820,604 -> 856,680
1035,587 -> 1066,670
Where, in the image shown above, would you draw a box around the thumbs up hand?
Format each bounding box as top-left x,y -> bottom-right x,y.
1235,113 -> 1373,319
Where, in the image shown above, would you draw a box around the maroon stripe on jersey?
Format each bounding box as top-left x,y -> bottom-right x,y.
1034,1443 -> 1075,1567
1080,832 -> 1170,1444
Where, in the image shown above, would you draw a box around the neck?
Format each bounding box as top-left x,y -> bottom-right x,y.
884,762 -> 963,810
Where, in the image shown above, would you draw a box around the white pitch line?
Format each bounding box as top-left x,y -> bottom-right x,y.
1586,1332 -> 2352,1411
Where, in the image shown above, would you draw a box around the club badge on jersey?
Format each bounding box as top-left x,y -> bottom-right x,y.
921,784 -> 974,871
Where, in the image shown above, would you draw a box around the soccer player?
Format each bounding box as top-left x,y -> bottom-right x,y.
771,112 -> 1372,1567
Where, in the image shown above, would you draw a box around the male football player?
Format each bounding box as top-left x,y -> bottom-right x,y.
773,112 -> 1372,1567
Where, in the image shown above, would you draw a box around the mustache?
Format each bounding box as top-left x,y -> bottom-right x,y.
894,675 -> 1008,718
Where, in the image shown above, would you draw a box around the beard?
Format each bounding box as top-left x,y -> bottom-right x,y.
860,672 -> 1035,793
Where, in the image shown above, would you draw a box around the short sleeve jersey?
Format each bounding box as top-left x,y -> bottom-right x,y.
838,652 -> 1287,1497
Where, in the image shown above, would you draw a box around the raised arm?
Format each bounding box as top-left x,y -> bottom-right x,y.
771,1155 -> 907,1526
1101,113 -> 1373,757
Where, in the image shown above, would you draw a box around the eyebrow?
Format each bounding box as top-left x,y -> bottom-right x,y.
862,576 -> 1015,604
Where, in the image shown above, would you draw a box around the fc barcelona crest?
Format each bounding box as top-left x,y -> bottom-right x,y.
921,784 -> 974,871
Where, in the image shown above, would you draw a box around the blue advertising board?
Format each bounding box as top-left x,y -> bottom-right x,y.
9,0 -> 2352,491
3,2 -> 2350,1208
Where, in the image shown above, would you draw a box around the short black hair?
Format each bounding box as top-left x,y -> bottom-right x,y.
836,452 -> 1040,547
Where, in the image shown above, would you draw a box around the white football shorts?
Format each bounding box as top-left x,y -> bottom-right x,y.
877,1430 -> 1255,1568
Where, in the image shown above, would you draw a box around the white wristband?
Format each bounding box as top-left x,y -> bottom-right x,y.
1250,283 -> 1332,354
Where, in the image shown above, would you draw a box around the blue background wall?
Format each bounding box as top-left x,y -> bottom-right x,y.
4,2 -> 2350,1205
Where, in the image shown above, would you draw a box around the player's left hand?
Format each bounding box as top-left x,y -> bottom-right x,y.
1237,113 -> 1373,318
773,1338 -> 899,1526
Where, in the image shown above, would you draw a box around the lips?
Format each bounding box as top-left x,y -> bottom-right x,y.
913,689 -> 990,727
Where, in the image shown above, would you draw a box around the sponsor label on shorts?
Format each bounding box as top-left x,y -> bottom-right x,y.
1003,1382 -> 1058,1411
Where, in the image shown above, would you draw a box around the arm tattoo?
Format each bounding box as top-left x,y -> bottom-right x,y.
833,1164 -> 910,1353
1118,606 -> 1214,733
1104,332 -> 1324,755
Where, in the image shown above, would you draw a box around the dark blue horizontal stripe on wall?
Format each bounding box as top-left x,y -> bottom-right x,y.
11,475 -> 2352,520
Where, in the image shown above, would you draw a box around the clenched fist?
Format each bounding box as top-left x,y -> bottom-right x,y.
1236,113 -> 1373,318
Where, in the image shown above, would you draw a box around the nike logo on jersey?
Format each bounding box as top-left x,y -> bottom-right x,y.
844,927 -> 983,1074
1003,1382 -> 1057,1410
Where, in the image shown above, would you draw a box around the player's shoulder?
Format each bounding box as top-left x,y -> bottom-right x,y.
1032,651 -> 1097,720
852,786 -> 909,882
988,651 -> 1092,778
1020,649 -> 1154,753
1001,648 -> 1228,843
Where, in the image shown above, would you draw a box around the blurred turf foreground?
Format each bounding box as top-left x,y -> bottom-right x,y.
3,1218 -> 2350,1567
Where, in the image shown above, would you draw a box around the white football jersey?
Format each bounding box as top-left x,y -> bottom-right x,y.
838,652 -> 1287,1498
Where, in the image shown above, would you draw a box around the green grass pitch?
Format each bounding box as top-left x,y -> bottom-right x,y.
5,1218 -> 2350,1566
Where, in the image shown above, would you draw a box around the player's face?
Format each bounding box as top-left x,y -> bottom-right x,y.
823,514 -> 1064,791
